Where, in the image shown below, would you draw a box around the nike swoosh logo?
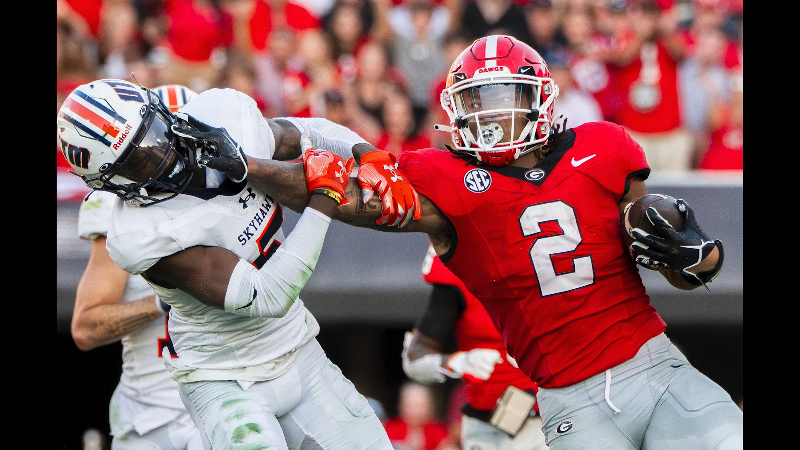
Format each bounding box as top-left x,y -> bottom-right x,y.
236,288 -> 257,310
571,154 -> 596,167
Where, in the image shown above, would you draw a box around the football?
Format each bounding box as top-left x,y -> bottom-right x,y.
623,194 -> 686,248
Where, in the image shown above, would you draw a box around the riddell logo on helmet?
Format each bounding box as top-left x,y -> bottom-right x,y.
113,123 -> 133,150
474,66 -> 510,76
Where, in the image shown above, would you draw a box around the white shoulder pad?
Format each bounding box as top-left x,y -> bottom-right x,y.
180,88 -> 276,160
77,190 -> 118,240
105,199 -> 183,275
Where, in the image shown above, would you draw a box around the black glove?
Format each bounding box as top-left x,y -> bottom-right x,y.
630,198 -> 723,289
171,114 -> 248,183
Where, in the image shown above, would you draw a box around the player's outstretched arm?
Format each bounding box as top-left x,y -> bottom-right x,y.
143,152 -> 350,317
71,237 -> 165,351
403,284 -> 502,384
241,153 -> 451,237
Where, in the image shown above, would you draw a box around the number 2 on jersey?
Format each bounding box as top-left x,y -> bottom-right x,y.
519,200 -> 594,296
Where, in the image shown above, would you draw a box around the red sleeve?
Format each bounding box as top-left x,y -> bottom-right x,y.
423,253 -> 462,288
573,121 -> 650,200
397,148 -> 438,204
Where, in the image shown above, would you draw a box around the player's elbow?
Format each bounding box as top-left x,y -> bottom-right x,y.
70,323 -> 98,352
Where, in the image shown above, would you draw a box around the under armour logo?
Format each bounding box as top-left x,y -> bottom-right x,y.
383,164 -> 402,182
239,187 -> 256,208
335,161 -> 347,183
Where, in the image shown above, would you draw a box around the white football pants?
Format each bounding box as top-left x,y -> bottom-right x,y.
178,338 -> 392,450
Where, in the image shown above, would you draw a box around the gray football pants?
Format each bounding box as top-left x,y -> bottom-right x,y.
536,333 -> 743,449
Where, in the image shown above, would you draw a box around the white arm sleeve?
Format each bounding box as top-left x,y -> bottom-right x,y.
281,117 -> 368,161
223,207 -> 331,318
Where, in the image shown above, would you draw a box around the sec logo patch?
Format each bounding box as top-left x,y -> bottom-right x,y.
464,168 -> 492,193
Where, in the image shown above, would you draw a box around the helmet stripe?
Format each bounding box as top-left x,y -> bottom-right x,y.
484,36 -> 498,68
63,97 -> 121,138
166,86 -> 178,110
73,90 -> 127,124
59,112 -> 112,147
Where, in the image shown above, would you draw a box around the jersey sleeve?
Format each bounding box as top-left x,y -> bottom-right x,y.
77,190 -> 117,240
397,148 -> 439,202
576,121 -> 650,199
105,202 -> 184,275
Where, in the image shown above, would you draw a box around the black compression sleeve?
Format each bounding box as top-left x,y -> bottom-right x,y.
415,284 -> 466,343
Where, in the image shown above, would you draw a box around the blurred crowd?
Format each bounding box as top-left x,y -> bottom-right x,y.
57,0 -> 743,186
57,1 -> 743,448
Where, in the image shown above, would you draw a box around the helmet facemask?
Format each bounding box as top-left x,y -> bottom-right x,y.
80,89 -> 197,206
442,74 -> 558,166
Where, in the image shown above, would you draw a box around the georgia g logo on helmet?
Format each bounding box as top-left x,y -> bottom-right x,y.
57,79 -> 197,206
438,35 -> 560,167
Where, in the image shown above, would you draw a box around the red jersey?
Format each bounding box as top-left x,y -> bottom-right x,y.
399,121 -> 667,388
423,248 -> 537,411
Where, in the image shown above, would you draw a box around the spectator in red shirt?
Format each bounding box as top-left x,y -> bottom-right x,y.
384,382 -> 449,450
297,29 -> 346,116
607,0 -> 692,171
253,27 -> 313,117
341,41 -> 408,143
216,54 -> 271,114
679,0 -> 742,71
699,73 -> 742,170
236,0 -> 321,53
324,0 -> 388,84
425,32 -> 471,150
158,0 -> 234,92
375,92 -> 432,159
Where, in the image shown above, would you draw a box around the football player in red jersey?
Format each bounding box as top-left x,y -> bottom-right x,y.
177,35 -> 743,449
402,245 -> 548,449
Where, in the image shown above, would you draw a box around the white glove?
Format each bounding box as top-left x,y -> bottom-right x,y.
444,349 -> 503,380
401,332 -> 446,384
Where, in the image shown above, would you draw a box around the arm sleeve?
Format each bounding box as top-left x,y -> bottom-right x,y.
223,207 -> 332,318
415,284 -> 465,343
280,117 -> 368,162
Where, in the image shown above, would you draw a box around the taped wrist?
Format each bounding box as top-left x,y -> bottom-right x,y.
682,240 -> 724,286
283,117 -> 365,161
224,207 -> 331,317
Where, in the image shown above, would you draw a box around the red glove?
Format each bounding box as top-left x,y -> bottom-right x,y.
302,149 -> 355,205
356,150 -> 422,227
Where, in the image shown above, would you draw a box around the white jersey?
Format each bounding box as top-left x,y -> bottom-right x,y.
78,190 -> 189,436
106,89 -> 320,381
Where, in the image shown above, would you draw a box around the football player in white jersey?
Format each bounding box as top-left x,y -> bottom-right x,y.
70,85 -> 202,450
58,78 -> 420,450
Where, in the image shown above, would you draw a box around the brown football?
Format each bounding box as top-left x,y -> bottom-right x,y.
622,194 -> 686,250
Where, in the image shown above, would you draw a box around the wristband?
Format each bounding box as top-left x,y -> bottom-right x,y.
310,188 -> 343,204
681,240 -> 724,288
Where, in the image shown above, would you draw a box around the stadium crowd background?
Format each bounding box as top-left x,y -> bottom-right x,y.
56,0 -> 743,448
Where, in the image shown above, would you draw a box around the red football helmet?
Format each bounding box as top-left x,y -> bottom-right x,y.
439,35 -> 559,167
